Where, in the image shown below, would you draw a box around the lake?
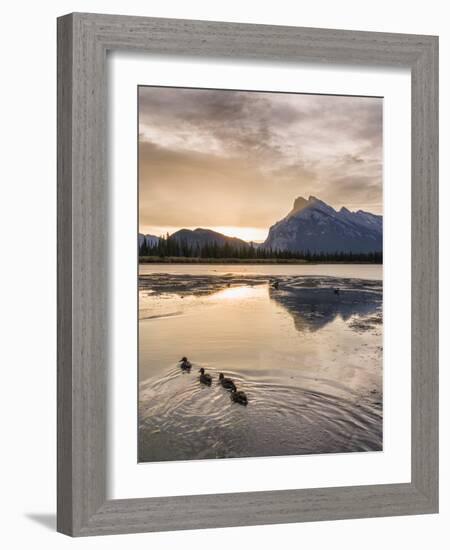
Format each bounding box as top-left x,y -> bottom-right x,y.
139,264 -> 383,462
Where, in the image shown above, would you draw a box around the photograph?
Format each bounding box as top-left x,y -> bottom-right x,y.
138,86 -> 383,463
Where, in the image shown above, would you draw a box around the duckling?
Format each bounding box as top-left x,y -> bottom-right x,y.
230,388 -> 248,406
218,373 -> 236,392
178,356 -> 192,371
199,367 -> 212,386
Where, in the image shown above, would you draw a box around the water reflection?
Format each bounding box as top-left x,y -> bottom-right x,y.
140,273 -> 382,334
269,286 -> 382,333
211,285 -> 259,301
139,268 -> 383,462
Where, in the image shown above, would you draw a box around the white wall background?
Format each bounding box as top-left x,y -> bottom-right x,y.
0,1 -> 447,548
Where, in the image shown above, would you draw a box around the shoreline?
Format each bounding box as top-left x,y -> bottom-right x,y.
139,272 -> 383,298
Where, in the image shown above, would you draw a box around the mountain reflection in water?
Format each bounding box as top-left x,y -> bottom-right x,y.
269,284 -> 382,333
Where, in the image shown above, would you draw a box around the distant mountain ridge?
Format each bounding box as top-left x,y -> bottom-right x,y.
138,228 -> 250,252
138,233 -> 159,248
171,228 -> 249,250
263,196 -> 382,254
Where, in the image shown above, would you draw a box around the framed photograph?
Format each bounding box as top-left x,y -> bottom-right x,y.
57,13 -> 438,536
137,86 -> 384,463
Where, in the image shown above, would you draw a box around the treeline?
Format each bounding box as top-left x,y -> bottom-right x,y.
139,234 -> 382,263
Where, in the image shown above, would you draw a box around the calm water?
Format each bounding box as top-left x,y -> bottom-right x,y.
139,264 -> 383,462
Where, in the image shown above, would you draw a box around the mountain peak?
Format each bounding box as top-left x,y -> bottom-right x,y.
289,195 -> 336,218
265,195 -> 382,254
292,196 -> 308,211
291,195 -> 321,212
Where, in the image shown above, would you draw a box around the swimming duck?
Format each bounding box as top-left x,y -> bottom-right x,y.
199,367 -> 212,386
333,288 -> 340,295
270,279 -> 279,290
179,357 -> 192,371
219,373 -> 236,392
230,388 -> 248,406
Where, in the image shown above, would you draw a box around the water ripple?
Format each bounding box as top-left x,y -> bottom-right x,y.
139,363 -> 382,462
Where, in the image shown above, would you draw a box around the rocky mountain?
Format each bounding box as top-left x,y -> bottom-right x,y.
263,196 -> 382,254
171,228 -> 249,250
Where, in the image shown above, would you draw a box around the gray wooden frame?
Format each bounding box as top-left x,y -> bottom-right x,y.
57,12 -> 438,537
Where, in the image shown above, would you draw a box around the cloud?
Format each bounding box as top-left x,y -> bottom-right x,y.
139,140 -> 315,228
139,87 -> 383,231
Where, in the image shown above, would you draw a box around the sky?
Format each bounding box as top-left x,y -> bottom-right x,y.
139,86 -> 382,242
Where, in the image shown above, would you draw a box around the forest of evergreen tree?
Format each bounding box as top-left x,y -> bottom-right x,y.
139,234 -> 382,263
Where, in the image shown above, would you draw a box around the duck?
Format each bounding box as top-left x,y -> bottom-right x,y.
270,279 -> 279,290
178,356 -> 192,371
219,373 -> 236,392
199,367 -> 212,386
333,288 -> 340,295
230,388 -> 248,406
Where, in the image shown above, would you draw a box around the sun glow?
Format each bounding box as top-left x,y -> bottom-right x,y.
210,226 -> 268,243
210,285 -> 266,301
140,225 -> 268,243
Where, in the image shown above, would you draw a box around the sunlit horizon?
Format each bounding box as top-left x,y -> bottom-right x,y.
139,225 -> 269,243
